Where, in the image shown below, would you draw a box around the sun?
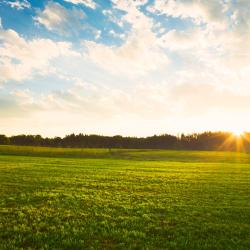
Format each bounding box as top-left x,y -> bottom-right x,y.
232,129 -> 244,137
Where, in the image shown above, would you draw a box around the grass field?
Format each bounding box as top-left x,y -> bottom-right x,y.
0,146 -> 249,249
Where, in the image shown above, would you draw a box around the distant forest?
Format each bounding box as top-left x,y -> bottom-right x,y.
0,132 -> 249,152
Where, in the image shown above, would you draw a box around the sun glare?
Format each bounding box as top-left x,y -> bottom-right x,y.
232,129 -> 244,137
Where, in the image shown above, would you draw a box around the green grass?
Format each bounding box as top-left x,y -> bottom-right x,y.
1,145 -> 250,163
0,146 -> 249,249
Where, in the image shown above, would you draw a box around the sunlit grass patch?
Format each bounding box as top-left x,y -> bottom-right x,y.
0,148 -> 250,249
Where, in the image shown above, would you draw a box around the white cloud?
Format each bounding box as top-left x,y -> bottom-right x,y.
109,30 -> 125,39
93,29 -> 101,40
34,1 -> 85,35
64,0 -> 96,9
145,1 -> 250,93
148,0 -> 228,28
102,9 -> 125,28
111,0 -> 148,10
11,89 -> 34,105
0,26 -> 79,83
230,0 -> 250,33
5,0 -> 31,10
82,0 -> 169,76
160,28 -> 204,51
83,37 -> 168,76
0,87 -> 43,118
2,78 -> 171,122
111,0 -> 151,30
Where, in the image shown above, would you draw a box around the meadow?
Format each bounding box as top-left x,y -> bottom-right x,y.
0,145 -> 249,249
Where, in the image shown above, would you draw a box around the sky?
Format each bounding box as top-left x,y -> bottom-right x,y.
0,0 -> 250,137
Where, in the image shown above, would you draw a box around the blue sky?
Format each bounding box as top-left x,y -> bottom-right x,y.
0,0 -> 250,136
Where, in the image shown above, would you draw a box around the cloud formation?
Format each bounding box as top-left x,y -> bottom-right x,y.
5,0 -> 31,10
0,25 -> 79,83
34,1 -> 85,35
82,0 -> 169,76
64,0 -> 96,9
148,0 -> 228,28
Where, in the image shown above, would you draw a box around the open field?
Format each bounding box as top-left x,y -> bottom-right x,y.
0,146 -> 250,249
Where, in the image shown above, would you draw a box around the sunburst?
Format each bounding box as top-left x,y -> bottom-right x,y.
218,130 -> 246,152
232,129 -> 245,137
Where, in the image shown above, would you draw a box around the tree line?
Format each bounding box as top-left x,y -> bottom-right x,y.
0,132 -> 249,152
